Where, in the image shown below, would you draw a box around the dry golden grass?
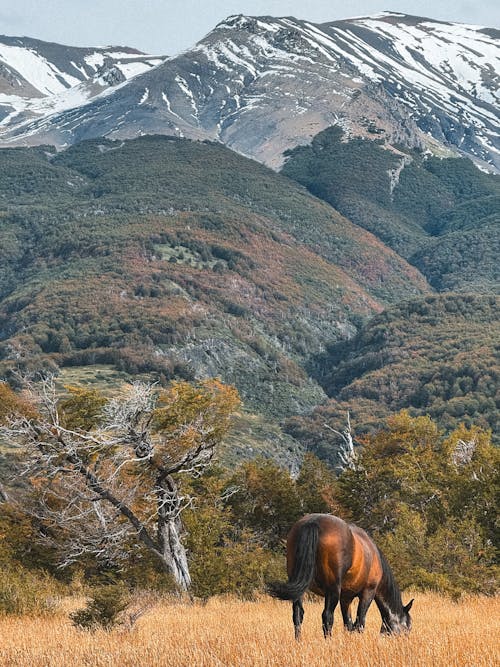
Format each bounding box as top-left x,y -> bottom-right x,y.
0,593 -> 498,667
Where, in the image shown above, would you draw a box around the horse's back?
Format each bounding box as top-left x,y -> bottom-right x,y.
287,514 -> 383,595
288,514 -> 352,554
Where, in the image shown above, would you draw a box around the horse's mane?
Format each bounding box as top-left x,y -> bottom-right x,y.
377,547 -> 404,615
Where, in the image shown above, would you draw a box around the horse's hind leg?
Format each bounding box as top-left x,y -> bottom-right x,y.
322,588 -> 340,638
341,596 -> 354,631
292,598 -> 304,641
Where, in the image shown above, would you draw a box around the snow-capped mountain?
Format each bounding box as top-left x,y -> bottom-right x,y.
0,13 -> 498,169
0,35 -> 165,131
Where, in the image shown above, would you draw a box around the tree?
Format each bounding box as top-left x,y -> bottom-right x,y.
338,411 -> 445,531
295,452 -> 341,515
0,381 -> 38,502
226,454 -> 341,550
182,467 -> 282,600
0,381 -> 36,424
0,377 -> 240,591
227,457 -> 302,549
323,411 -> 357,470
336,411 -> 499,595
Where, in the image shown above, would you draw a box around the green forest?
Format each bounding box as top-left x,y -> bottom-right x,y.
282,126 -> 500,292
286,293 -> 499,458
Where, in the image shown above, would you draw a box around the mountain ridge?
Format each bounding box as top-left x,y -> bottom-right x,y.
0,34 -> 165,134
0,12 -> 498,170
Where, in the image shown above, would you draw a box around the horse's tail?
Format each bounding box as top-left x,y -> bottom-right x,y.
267,521 -> 319,600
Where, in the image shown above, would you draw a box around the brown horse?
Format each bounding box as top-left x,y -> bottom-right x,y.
268,514 -> 413,639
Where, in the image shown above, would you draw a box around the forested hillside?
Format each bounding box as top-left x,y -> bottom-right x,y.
0,137 -> 429,449
286,294 -> 498,464
282,127 -> 500,292
278,127 -> 499,459
1,134 -> 498,461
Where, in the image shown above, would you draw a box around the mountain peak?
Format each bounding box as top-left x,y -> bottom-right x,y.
0,13 -> 498,171
214,14 -> 286,35
357,11 -> 442,23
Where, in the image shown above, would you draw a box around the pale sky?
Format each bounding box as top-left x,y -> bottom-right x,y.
1,1 -> 499,55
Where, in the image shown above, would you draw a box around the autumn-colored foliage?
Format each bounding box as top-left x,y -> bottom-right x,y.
59,386 -> 108,430
1,396 -> 497,600
154,378 -> 241,450
336,412 -> 498,596
0,382 -> 36,423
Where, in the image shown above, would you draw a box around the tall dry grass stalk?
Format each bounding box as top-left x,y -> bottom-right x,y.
0,592 -> 498,666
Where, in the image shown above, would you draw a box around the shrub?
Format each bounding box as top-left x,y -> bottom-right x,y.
69,584 -> 128,631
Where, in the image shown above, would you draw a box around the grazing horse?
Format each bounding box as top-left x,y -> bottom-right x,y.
268,514 -> 413,639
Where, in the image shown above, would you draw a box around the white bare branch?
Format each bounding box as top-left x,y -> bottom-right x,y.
452,438 -> 477,466
324,411 -> 357,470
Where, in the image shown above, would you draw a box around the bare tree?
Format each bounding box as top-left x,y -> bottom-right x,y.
451,437 -> 477,467
0,482 -> 9,502
0,376 -> 239,591
324,411 -> 357,470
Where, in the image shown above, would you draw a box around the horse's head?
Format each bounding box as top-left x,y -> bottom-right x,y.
380,598 -> 413,635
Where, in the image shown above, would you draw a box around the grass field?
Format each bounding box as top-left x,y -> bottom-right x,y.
0,593 -> 498,666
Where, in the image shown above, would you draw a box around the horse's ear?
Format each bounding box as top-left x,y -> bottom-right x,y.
404,599 -> 414,612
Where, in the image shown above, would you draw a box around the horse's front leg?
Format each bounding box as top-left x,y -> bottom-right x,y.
340,596 -> 354,631
353,589 -> 376,632
292,598 -> 304,641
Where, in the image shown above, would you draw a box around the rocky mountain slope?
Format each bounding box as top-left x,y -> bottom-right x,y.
0,13 -> 498,170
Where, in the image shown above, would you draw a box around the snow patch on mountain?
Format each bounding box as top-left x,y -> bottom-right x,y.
0,36 -> 165,134
0,43 -> 80,94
